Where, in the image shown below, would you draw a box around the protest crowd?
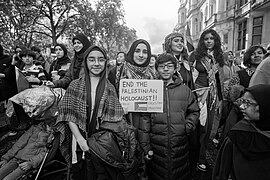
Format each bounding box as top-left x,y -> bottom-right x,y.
1,26 -> 270,180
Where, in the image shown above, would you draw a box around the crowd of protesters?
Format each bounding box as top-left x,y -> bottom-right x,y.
0,28 -> 270,180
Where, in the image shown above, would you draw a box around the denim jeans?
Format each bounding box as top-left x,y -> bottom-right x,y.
0,158 -> 26,180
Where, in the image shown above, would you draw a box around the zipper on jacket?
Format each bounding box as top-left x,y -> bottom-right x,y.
166,86 -> 172,179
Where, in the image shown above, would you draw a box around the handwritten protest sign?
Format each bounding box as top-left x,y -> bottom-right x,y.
119,79 -> 163,113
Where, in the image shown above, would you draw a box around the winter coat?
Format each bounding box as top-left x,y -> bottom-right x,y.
138,76 -> 200,180
213,120 -> 270,180
1,123 -> 53,168
88,120 -> 139,180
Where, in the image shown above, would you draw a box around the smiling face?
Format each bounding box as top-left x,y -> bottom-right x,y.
239,92 -> 260,121
157,61 -> 175,82
86,50 -> 106,77
133,43 -> 148,65
171,36 -> 184,54
55,46 -> 64,59
250,47 -> 264,66
204,33 -> 215,50
73,39 -> 83,53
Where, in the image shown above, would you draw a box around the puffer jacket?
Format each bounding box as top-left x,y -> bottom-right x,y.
138,76 -> 200,180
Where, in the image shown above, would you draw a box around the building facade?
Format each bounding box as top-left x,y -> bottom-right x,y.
174,0 -> 270,57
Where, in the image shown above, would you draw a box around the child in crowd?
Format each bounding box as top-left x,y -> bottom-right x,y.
0,120 -> 54,180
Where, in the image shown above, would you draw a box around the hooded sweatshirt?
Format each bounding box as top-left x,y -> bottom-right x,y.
213,84 -> 270,180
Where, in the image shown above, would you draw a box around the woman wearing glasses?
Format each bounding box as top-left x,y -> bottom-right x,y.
56,45 -> 137,180
188,29 -> 225,172
213,84 -> 270,180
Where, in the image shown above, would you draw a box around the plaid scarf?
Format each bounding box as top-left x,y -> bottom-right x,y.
120,62 -> 156,80
56,76 -> 125,165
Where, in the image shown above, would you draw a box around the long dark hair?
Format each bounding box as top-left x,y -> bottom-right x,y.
195,29 -> 224,66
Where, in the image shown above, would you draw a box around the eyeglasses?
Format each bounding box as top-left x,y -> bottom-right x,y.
235,98 -> 258,110
158,63 -> 175,69
87,57 -> 106,64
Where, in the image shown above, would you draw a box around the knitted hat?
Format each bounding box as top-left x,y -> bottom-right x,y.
164,32 -> 184,53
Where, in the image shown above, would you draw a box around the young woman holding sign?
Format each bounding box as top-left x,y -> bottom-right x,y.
109,39 -> 156,129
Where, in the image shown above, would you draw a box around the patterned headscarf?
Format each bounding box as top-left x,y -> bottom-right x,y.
56,45 -> 125,165
164,32 -> 184,53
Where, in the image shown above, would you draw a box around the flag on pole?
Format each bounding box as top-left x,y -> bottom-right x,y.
15,67 -> 30,92
185,24 -> 195,53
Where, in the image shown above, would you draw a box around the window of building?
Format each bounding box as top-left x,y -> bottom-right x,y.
181,12 -> 185,24
195,18 -> 198,33
240,0 -> 248,7
224,33 -> 228,44
252,16 -> 263,45
225,0 -> 230,10
205,6 -> 208,21
237,20 -> 247,50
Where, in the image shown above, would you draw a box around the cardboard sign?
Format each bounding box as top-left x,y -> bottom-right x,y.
119,79 -> 163,113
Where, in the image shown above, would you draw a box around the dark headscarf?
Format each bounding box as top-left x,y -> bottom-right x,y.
55,43 -> 68,57
126,39 -> 151,67
50,44 -> 70,73
72,33 -> 91,56
83,45 -> 108,135
246,84 -> 270,131
72,33 -> 91,79
228,84 -> 270,160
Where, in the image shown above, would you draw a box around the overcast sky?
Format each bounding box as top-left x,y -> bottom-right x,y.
122,0 -> 179,54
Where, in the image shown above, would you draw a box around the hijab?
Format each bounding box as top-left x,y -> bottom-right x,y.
246,84 -> 270,131
72,33 -> 91,79
228,84 -> 270,160
52,44 -> 70,70
121,39 -> 156,80
72,33 -> 91,57
126,39 -> 151,67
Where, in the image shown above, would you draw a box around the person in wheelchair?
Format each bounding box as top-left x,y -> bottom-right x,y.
0,120 -> 54,180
